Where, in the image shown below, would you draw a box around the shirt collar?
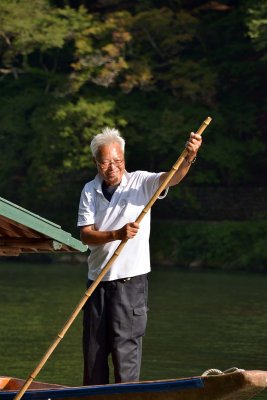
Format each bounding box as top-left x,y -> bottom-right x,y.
94,171 -> 129,193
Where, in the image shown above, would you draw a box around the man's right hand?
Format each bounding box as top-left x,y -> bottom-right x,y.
80,222 -> 140,245
116,222 -> 140,241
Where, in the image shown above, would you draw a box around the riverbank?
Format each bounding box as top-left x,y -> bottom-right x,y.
1,219 -> 266,272
150,220 -> 267,271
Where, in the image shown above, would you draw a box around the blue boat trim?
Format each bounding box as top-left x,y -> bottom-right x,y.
0,378 -> 204,399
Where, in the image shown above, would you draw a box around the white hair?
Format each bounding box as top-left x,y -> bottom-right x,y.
90,127 -> 125,158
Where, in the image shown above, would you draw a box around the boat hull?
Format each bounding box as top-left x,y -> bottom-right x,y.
1,370 -> 267,400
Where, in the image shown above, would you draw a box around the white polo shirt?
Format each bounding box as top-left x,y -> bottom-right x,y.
77,170 -> 167,281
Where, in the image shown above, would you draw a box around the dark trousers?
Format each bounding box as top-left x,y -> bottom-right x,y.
83,274 -> 148,385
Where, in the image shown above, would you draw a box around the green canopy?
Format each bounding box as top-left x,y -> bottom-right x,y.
0,197 -> 88,256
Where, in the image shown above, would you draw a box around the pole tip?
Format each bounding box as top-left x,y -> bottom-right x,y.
205,116 -> 212,125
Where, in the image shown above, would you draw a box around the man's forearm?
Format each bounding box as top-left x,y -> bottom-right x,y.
80,227 -> 117,245
159,130 -> 201,188
80,222 -> 139,245
159,157 -> 193,187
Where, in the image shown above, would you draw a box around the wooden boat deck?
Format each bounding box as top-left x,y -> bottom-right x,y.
0,370 -> 267,400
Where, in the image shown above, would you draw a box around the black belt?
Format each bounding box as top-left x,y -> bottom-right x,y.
114,273 -> 147,283
89,274 -> 147,286
115,277 -> 132,283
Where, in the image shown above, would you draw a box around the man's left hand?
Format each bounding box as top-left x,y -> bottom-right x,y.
185,132 -> 202,161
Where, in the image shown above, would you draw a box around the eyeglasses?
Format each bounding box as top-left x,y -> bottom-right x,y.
96,159 -> 124,168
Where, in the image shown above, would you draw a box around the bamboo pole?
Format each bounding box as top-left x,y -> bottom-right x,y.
14,116 -> 212,400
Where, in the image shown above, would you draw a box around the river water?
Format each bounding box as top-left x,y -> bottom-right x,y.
0,262 -> 267,398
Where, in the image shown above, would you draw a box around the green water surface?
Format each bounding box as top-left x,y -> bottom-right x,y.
0,262 -> 267,399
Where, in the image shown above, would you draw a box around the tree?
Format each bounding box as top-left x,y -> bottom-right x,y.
0,0 -> 266,230
247,0 -> 267,61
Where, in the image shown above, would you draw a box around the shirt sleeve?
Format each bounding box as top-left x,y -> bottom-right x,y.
139,171 -> 169,200
77,184 -> 95,227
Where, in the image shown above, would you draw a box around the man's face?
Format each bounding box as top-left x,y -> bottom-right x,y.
95,142 -> 125,186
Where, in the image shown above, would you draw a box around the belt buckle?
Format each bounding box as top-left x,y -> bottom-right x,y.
122,277 -> 131,283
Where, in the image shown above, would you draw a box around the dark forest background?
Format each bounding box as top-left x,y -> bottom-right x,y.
0,0 -> 266,269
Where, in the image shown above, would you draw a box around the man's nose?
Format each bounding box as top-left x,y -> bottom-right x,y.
108,162 -> 116,169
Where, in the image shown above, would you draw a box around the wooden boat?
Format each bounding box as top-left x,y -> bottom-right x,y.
1,370 -> 267,400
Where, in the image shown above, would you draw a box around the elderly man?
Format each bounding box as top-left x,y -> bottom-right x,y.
77,127 -> 202,386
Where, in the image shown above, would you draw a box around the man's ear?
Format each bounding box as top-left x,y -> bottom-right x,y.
93,157 -> 97,166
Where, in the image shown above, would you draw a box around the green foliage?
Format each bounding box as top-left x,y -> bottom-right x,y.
247,0 -> 267,60
0,0 -> 266,229
0,78 -> 125,228
116,91 -> 210,173
0,0 -> 90,70
150,220 -> 267,271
